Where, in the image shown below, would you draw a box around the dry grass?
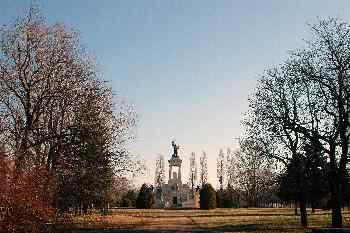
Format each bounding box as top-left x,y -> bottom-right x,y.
57,208 -> 350,232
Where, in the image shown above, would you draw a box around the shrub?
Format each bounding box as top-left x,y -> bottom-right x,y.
200,183 -> 216,209
216,189 -> 222,208
136,184 -> 155,209
221,188 -> 236,208
0,151 -> 55,233
121,190 -> 137,207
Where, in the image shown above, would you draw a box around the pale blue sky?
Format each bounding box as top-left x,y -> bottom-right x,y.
2,1 -> 350,187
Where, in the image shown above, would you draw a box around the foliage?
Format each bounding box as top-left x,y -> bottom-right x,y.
109,177 -> 135,207
0,150 -> 55,233
121,190 -> 137,207
216,188 -> 236,208
278,144 -> 329,209
216,190 -> 222,208
200,183 -> 216,210
136,184 -> 155,209
222,186 -> 239,208
55,86 -> 116,211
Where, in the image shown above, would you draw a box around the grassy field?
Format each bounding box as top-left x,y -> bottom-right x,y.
57,208 -> 350,233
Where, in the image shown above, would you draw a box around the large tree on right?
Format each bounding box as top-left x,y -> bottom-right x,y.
248,18 -> 350,227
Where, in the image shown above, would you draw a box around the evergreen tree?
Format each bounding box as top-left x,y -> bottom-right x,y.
200,183 -> 216,209
121,190 -> 137,207
278,144 -> 328,214
221,186 -> 236,208
136,184 -> 155,209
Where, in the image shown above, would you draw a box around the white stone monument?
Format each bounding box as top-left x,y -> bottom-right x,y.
155,141 -> 199,208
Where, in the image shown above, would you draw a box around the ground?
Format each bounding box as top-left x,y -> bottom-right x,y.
56,208 -> 350,233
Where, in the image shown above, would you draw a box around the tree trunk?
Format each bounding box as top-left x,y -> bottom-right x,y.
329,145 -> 343,228
331,191 -> 342,228
294,200 -> 298,215
299,198 -> 308,227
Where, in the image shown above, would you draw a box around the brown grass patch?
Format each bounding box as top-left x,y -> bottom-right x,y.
57,208 -> 350,232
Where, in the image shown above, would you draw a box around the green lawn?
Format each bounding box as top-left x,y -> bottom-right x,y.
57,208 -> 350,232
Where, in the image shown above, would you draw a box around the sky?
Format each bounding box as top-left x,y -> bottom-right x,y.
1,0 -> 350,187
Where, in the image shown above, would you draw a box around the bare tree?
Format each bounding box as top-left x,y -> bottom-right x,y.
234,139 -> 278,208
155,154 -> 165,189
246,66 -> 309,225
199,150 -> 208,187
188,152 -> 197,190
226,148 -> 236,188
0,6 -> 137,167
217,149 -> 225,190
0,7 -> 138,212
247,18 -> 350,227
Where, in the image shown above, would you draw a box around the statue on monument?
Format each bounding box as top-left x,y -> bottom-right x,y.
171,141 -> 179,157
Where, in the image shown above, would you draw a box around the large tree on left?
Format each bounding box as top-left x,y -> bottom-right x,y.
0,7 -> 138,213
0,7 -> 90,170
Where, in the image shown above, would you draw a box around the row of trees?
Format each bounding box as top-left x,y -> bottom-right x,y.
215,145 -> 278,209
244,18 -> 350,227
0,7 -> 141,232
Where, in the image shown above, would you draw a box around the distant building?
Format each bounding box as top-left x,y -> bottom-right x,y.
155,141 -> 199,208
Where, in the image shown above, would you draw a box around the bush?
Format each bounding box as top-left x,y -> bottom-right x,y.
216,188 -> 236,208
136,184 -> 155,209
200,183 -> 216,209
216,189 -> 224,208
0,151 -> 55,233
121,190 -> 137,207
221,188 -> 236,208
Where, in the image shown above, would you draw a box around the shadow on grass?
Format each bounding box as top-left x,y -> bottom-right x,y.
54,228 -> 214,233
207,223 -> 262,232
52,223 -> 305,233
206,223 -> 305,232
